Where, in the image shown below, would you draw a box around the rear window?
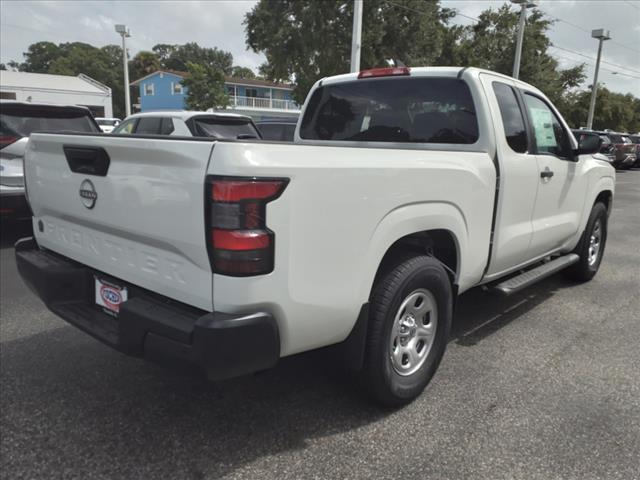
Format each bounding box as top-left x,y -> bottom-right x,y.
96,119 -> 119,126
0,105 -> 98,137
299,77 -> 478,144
192,117 -> 260,139
629,135 -> 640,144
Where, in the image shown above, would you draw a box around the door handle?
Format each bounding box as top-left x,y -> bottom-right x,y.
540,167 -> 554,179
64,145 -> 110,176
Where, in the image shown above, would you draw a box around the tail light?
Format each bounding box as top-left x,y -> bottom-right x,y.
206,176 -> 288,276
0,135 -> 21,150
358,66 -> 411,79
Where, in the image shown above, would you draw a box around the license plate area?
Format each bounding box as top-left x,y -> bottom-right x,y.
95,276 -> 128,316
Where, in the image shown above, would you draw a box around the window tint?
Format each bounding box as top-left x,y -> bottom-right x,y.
492,82 -> 527,153
300,77 -> 478,144
160,118 -> 175,135
112,118 -> 137,135
193,117 -> 260,139
523,94 -> 571,158
0,105 -> 98,136
135,117 -> 162,134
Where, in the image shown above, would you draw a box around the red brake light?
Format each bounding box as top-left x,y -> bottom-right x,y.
358,67 -> 411,79
0,135 -> 20,150
212,180 -> 284,202
206,176 -> 288,276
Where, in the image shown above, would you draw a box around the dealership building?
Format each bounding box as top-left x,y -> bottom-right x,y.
0,70 -> 113,117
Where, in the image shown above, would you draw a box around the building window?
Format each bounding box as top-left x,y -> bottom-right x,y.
144,83 -> 154,96
0,92 -> 17,100
227,86 -> 236,97
245,88 -> 258,98
172,82 -> 183,95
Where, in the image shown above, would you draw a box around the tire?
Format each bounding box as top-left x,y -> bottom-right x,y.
564,202 -> 608,282
361,255 -> 452,407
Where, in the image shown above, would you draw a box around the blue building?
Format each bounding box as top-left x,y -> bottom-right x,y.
130,70 -> 299,121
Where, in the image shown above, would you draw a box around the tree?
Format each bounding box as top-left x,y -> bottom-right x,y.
245,0 -> 455,103
129,51 -> 161,81
0,63 -> 6,71
452,5 -> 586,109
182,62 -> 229,110
230,66 -> 256,79
152,42 -> 233,74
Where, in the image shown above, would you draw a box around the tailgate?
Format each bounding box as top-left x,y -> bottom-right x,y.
25,133 -> 215,311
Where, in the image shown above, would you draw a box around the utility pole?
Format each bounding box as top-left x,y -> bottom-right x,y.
587,29 -> 611,130
510,0 -> 537,79
350,0 -> 363,73
115,24 -> 131,117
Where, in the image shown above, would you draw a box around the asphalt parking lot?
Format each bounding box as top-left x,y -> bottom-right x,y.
1,170 -> 639,480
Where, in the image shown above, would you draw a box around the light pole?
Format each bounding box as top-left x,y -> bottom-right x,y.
115,24 -> 131,117
586,29 -> 611,130
510,0 -> 537,79
350,0 -> 363,73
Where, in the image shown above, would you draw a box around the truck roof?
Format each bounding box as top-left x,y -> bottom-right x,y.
319,66 -> 546,98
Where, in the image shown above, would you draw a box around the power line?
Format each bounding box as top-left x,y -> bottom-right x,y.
541,12 -> 640,55
623,0 -> 640,11
552,50 -> 640,80
551,45 -> 640,75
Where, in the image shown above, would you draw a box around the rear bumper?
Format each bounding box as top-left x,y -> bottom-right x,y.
15,237 -> 280,380
0,190 -> 31,220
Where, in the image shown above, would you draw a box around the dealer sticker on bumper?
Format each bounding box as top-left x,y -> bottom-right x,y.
95,277 -> 128,314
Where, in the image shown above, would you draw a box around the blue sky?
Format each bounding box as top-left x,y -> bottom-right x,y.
1,0 -> 638,95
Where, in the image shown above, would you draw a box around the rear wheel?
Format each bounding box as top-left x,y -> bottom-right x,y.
564,202 -> 608,282
361,255 -> 452,406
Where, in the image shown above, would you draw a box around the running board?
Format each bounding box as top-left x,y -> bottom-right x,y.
493,254 -> 580,296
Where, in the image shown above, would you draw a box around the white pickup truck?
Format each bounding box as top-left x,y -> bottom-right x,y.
16,67 -> 614,405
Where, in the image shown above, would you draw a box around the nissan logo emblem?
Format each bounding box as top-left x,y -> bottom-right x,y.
79,179 -> 97,209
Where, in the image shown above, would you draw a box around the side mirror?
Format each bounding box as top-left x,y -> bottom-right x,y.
575,132 -> 603,156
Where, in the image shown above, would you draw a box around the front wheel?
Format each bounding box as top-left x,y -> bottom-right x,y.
361,255 -> 452,406
564,202 -> 608,282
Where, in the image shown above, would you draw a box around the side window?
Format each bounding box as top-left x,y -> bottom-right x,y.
492,82 -> 527,153
144,83 -> 154,96
112,117 -> 137,135
160,118 -> 175,135
523,94 -> 572,159
136,117 -> 162,134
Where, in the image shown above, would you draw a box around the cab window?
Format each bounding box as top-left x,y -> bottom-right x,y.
523,93 -> 572,159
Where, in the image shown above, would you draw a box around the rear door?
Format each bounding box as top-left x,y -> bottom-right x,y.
25,134 -> 216,311
520,92 -> 588,257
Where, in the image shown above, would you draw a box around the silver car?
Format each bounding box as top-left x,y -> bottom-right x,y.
1,101 -> 100,220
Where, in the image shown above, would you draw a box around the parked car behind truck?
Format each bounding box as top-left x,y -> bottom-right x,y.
0,101 -> 100,221
16,67 -> 614,406
112,111 -> 261,139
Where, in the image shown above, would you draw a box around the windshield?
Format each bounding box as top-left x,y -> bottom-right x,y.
300,77 -> 478,144
192,117 -> 260,139
1,105 -> 98,136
